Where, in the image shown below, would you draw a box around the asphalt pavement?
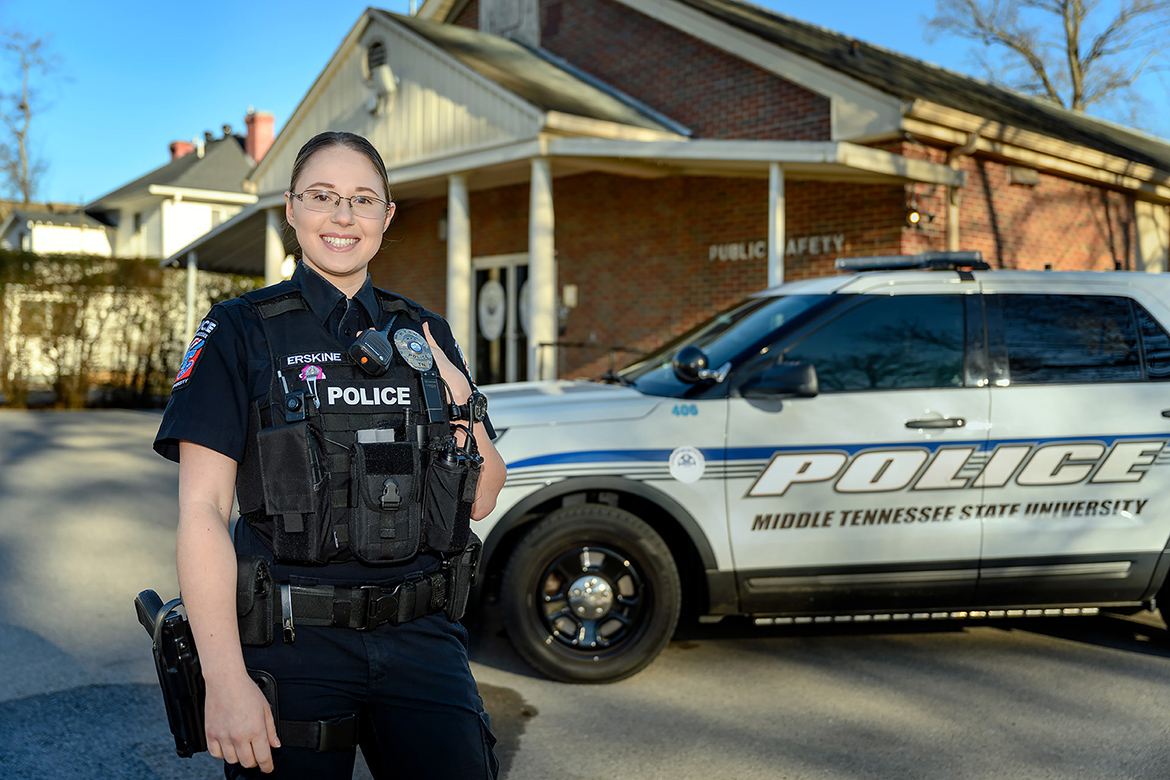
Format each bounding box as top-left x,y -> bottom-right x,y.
5,410 -> 1170,779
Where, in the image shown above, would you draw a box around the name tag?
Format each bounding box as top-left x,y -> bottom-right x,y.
282,351 -> 345,368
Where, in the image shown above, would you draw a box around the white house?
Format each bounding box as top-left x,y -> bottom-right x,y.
0,208 -> 112,255
85,110 -> 274,260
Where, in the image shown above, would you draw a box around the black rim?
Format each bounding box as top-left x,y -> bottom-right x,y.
532,543 -> 651,655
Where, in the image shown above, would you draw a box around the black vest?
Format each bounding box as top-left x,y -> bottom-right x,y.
235,283 -> 477,565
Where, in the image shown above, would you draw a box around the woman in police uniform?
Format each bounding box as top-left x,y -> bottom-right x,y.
154,131 -> 506,778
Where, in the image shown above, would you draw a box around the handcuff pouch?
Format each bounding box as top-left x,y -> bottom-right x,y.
236,555 -> 274,647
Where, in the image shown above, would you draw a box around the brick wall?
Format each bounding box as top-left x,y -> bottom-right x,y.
452,0 -> 479,29
390,3 -> 1147,380
373,152 -> 1143,379
896,140 -> 1138,270
962,158 -> 1136,270
373,171 -> 906,378
371,199 -> 450,314
541,0 -> 830,140
455,0 -> 830,140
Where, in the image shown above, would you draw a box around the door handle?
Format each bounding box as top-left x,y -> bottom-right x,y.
1161,409 -> 1170,418
905,417 -> 966,429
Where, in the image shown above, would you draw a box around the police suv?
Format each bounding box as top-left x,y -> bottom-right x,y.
476,252 -> 1170,683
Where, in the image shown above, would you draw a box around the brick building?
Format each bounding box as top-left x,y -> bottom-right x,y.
172,0 -> 1170,384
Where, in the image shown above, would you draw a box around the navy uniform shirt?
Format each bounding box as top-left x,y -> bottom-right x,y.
155,262 -> 490,580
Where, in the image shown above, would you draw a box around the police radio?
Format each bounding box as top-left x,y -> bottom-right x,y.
349,328 -> 395,376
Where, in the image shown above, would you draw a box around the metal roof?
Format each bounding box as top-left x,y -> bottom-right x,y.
4,209 -> 109,229
86,135 -> 256,213
378,10 -> 684,136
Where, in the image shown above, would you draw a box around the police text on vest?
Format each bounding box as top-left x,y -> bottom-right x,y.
326,386 -> 411,406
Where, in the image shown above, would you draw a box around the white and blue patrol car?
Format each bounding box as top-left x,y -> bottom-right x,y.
476,252 -> 1170,683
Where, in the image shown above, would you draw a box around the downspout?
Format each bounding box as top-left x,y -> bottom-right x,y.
945,131 -> 979,251
185,251 -> 198,346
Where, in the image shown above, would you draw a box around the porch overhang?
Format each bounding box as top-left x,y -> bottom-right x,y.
160,193 -> 290,275
163,137 -> 964,276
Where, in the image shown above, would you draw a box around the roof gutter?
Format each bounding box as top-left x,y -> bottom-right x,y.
147,185 -> 259,205
376,137 -> 966,189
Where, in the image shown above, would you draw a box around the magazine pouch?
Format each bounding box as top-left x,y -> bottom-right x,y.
255,421 -> 330,563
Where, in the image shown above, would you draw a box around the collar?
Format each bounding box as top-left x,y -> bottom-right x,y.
291,261 -> 381,326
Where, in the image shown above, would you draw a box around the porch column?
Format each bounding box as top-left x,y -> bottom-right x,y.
264,208 -> 285,286
529,157 -> 556,380
947,188 -> 961,252
945,132 -> 978,253
446,173 -> 473,355
768,163 -> 785,287
185,251 -> 198,345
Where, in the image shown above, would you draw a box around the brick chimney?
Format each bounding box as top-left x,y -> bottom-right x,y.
245,109 -> 275,163
169,140 -> 196,161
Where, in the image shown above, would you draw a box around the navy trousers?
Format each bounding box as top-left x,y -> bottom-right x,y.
226,594 -> 498,779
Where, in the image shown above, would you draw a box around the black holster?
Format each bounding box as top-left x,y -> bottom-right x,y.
134,586 -> 358,758
442,536 -> 482,622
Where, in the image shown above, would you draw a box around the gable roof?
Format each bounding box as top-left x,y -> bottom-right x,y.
379,10 -> 685,135
86,134 -> 255,212
5,208 -> 108,229
678,0 -> 1170,170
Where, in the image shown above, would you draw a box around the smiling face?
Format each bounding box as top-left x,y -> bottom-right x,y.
285,144 -> 395,296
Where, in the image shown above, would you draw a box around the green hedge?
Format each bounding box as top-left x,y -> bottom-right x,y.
0,248 -> 260,408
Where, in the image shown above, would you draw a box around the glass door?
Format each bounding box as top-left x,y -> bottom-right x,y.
473,254 -> 528,385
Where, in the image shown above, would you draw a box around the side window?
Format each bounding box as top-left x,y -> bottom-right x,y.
783,295 -> 965,392
1135,304 -> 1170,380
1000,294 -> 1140,384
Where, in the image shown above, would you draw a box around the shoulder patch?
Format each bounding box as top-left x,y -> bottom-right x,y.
173,317 -> 218,390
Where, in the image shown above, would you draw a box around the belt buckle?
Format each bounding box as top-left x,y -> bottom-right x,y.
358,584 -> 400,630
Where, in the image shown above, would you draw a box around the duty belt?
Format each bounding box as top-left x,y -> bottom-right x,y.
278,569 -> 449,643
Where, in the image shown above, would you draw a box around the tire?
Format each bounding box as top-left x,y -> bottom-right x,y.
499,504 -> 682,683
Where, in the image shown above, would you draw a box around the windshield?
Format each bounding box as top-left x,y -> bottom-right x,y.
619,294 -> 832,395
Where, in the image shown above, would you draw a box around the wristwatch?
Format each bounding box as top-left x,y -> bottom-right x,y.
452,391 -> 488,423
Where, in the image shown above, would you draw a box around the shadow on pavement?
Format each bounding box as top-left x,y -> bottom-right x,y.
0,683 -> 223,779
670,609 -> 1170,661
465,601 -> 540,777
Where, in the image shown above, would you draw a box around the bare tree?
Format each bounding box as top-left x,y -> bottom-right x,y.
0,30 -> 56,203
926,0 -> 1170,114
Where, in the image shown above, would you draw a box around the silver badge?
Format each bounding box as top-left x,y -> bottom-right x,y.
393,328 -> 434,371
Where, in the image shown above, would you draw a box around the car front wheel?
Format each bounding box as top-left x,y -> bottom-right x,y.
499,503 -> 681,683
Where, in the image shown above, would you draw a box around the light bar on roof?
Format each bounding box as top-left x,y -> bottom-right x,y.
835,251 -> 988,272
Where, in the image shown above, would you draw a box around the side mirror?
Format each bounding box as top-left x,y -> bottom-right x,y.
741,361 -> 819,399
672,345 -> 709,384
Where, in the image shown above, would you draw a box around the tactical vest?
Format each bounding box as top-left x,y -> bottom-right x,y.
235,282 -> 479,566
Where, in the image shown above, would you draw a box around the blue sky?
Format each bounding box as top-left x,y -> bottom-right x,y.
2,0 -> 1167,205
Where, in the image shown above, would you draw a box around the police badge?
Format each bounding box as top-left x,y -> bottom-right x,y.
393,328 -> 434,372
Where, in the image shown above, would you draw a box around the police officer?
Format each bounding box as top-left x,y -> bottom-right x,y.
154,131 -> 506,779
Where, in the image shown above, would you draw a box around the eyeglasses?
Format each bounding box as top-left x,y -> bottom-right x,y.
291,189 -> 390,220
